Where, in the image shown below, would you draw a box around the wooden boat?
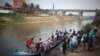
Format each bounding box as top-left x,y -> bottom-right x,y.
13,35 -> 67,56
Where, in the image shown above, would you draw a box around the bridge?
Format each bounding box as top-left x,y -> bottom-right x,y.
46,9 -> 100,19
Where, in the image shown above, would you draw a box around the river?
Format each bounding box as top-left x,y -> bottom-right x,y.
0,18 -> 92,56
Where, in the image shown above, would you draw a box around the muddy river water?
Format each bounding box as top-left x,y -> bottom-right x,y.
0,18 -> 92,56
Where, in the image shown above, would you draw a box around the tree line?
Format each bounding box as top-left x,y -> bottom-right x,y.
20,2 -> 41,14
4,2 -> 41,15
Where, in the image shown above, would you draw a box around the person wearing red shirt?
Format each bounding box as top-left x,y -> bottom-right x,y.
26,38 -> 34,53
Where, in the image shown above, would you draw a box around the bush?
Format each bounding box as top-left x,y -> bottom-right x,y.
10,13 -> 25,23
82,15 -> 100,34
56,16 -> 64,19
0,18 -> 6,24
82,23 -> 92,33
92,16 -> 100,25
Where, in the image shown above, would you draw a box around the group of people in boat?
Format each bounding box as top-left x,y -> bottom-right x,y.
25,29 -> 68,53
25,25 -> 98,54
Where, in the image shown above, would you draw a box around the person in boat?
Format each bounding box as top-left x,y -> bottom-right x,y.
55,30 -> 59,35
48,37 -> 54,48
26,38 -> 35,53
36,38 -> 42,53
59,29 -> 64,38
56,30 -> 60,41
51,33 -> 54,40
53,35 -> 57,45
63,29 -> 68,37
72,29 -> 76,36
51,34 -> 56,46
39,42 -> 45,52
68,29 -> 73,38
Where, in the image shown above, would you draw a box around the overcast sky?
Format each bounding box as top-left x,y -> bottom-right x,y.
29,0 -> 100,9
0,0 -> 100,16
0,0 -> 100,9
28,0 -> 100,16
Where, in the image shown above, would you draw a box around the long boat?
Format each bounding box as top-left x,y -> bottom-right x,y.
13,35 -> 67,56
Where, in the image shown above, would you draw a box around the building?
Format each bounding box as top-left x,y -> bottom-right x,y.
13,0 -> 25,11
0,0 -> 27,11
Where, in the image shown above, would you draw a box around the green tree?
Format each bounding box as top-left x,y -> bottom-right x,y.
17,2 -> 41,15
30,3 -> 34,8
21,2 -> 29,13
68,13 -> 74,16
35,4 -> 40,11
5,3 -> 12,7
30,3 -> 35,13
92,16 -> 100,25
22,2 -> 28,8
95,9 -> 100,19
83,23 -> 92,33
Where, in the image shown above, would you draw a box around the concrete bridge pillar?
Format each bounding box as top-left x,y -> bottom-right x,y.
62,11 -> 66,16
57,11 -> 66,16
59,11 -> 63,16
55,11 -> 62,16
95,9 -> 100,18
79,11 -> 83,20
52,11 -> 55,16
54,11 -> 58,16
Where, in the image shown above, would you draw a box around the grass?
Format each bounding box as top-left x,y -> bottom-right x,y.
82,23 -> 92,33
92,16 -> 100,25
82,16 -> 100,33
10,13 -> 26,23
56,16 -> 64,19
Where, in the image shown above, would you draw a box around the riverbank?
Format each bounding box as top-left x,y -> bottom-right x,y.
24,16 -> 78,24
0,14 -> 79,25
48,44 -> 100,56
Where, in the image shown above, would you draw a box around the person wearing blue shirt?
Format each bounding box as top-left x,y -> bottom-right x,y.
88,29 -> 97,51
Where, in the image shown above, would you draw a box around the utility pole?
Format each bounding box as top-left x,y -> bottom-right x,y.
52,3 -> 55,16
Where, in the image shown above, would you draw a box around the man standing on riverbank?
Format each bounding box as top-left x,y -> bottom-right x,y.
62,40 -> 67,55
69,34 -> 78,52
88,29 -> 97,51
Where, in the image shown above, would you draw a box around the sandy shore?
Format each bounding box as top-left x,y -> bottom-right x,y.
24,16 -> 78,24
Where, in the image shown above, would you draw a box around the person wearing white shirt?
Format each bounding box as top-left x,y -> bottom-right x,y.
69,35 -> 78,52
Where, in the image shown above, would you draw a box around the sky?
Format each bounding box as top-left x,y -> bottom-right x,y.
28,0 -> 100,9
28,0 -> 100,16
0,0 -> 100,16
0,0 -> 100,10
